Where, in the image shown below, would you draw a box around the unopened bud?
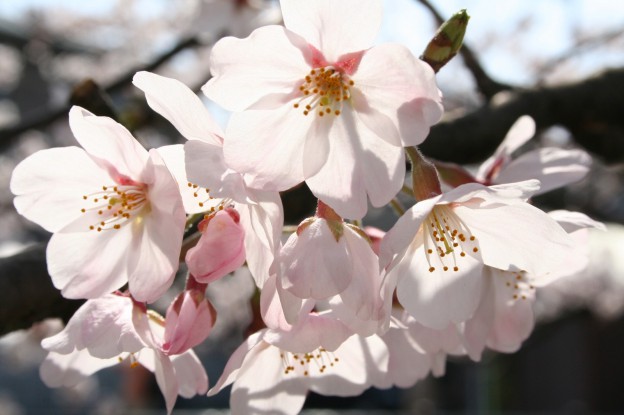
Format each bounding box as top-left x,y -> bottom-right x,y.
420,9 -> 470,73
406,147 -> 442,201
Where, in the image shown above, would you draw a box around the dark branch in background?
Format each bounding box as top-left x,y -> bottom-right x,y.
417,0 -> 512,99
0,17 -> 102,55
0,244 -> 82,336
0,35 -> 202,149
420,68 -> 624,164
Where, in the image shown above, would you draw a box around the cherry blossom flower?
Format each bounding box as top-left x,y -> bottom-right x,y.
202,0 -> 443,218
278,203 -> 384,325
379,181 -> 576,329
134,71 -> 283,288
39,294 -> 208,414
208,274 -> 389,415
466,210 -> 606,357
10,106 -> 186,302
476,115 -> 591,194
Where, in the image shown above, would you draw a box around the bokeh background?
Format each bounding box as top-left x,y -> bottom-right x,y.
1,0 -> 623,413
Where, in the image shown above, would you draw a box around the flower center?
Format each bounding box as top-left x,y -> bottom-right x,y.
423,205 -> 480,273
293,66 -> 354,117
81,184 -> 148,232
280,347 -> 340,377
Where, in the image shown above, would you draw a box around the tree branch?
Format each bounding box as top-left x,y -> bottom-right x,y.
0,244 -> 82,336
420,67 -> 624,164
0,36 -> 202,149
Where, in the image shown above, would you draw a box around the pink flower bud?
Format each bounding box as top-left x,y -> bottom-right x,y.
186,208 -> 246,283
163,283 -> 216,355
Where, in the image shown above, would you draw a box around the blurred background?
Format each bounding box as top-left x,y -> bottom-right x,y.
0,0 -> 623,413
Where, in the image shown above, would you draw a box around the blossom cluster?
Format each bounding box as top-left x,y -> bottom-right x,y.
9,1 -> 600,414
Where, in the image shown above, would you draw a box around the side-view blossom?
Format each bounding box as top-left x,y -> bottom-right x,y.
379,181 -> 576,329
462,211 -> 604,360
133,71 -> 283,288
39,293 -> 208,414
203,0 -> 443,218
280,211 -> 382,316
476,115 -> 591,194
10,106 -> 186,302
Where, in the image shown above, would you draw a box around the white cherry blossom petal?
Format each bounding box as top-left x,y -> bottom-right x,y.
280,0 -> 382,62
353,43 -> 443,147
133,71 -> 223,143
494,147 -> 591,194
68,106 -> 149,180
306,111 -> 405,219
224,107 -> 315,190
11,146 -> 111,233
203,25 -> 311,111
453,202 -> 575,276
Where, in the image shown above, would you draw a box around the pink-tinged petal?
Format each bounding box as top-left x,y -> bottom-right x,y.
280,219 -> 352,299
477,115 -> 536,181
260,274 -> 294,331
486,268 -> 535,353
41,295 -> 144,358
186,209 -> 246,284
453,202 -> 575,276
276,275 -> 307,326
353,43 -> 442,147
68,106 -> 148,179
377,323 -> 434,389
337,226 -> 384,321
280,0 -> 382,62
40,350 -> 119,388
11,146 -> 112,233
164,290 -> 216,355
394,233 -> 484,329
237,189 -> 283,288
231,342 -> 308,415
208,331 -> 266,396
224,107 -> 314,191
133,71 -> 223,143
151,350 -> 179,415
47,230 -> 131,299
306,111 -> 405,219
494,147 -> 591,194
184,140 -> 248,203
461,273 -> 495,361
379,196 -> 440,270
171,351 -> 209,397
203,25 -> 310,112
126,151 -> 185,303
264,312 -> 352,353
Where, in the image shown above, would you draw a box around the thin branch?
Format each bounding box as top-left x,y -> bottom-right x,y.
0,36 -> 202,149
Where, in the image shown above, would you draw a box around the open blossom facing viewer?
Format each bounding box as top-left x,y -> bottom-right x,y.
380,181 -> 576,329
203,0 -> 443,218
10,106 -> 186,302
